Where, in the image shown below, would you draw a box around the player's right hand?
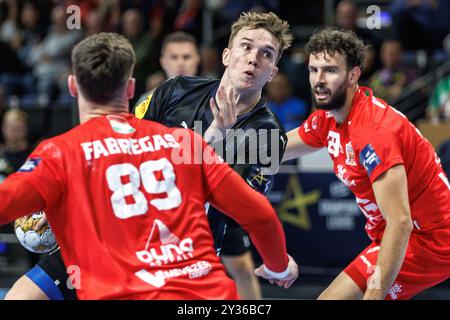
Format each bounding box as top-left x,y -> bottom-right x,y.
254,254 -> 299,289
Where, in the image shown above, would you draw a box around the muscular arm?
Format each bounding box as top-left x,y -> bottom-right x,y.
282,128 -> 321,162
364,164 -> 413,300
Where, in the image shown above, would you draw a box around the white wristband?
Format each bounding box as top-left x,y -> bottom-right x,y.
263,264 -> 290,280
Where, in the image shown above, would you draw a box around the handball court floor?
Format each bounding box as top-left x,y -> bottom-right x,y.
1,275 -> 450,300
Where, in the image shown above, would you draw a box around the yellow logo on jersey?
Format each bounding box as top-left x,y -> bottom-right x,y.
250,172 -> 268,186
134,93 -> 153,119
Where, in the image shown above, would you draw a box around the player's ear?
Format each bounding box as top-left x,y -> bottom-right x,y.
267,66 -> 279,82
68,74 -> 78,97
348,66 -> 361,85
127,77 -> 135,100
222,48 -> 230,67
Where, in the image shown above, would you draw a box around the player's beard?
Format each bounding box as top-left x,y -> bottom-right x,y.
311,79 -> 348,111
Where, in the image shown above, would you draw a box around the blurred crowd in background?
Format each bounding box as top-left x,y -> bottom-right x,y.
1,0 -> 450,272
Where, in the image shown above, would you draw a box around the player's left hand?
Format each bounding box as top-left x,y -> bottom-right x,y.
254,254 -> 299,289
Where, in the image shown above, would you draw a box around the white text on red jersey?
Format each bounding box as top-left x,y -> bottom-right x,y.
80,134 -> 180,161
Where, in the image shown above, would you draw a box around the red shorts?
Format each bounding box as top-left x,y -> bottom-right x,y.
344,227 -> 450,300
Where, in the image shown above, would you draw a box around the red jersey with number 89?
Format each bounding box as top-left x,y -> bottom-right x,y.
15,114 -> 241,299
298,87 -> 450,241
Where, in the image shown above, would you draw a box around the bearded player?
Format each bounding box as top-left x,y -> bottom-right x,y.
284,28 -> 450,300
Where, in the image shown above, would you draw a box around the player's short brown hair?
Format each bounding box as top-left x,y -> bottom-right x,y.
305,27 -> 366,69
161,31 -> 198,55
228,11 -> 293,63
71,32 -> 135,104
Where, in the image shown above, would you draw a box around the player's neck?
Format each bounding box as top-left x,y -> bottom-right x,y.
78,98 -> 130,123
330,85 -> 358,125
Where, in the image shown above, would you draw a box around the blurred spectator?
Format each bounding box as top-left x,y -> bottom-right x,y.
16,1 -> 47,63
360,44 -> 377,86
0,40 -> 26,97
122,8 -> 159,99
369,39 -> 417,103
0,2 -> 42,103
200,44 -> 222,79
143,31 -> 201,93
265,73 -> 309,131
427,75 -> 450,124
27,5 -> 83,107
96,0 -> 122,31
0,109 -> 32,183
174,0 -> 203,42
0,0 -> 19,44
84,9 -> 107,36
0,108 -> 39,265
278,46 -> 311,105
390,0 -> 450,51
335,0 -> 380,48
160,31 -> 200,78
334,0 -> 382,82
209,0 -> 280,49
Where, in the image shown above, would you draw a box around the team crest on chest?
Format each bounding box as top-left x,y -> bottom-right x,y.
345,142 -> 357,166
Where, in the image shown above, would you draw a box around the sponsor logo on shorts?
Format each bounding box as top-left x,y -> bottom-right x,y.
388,283 -> 402,300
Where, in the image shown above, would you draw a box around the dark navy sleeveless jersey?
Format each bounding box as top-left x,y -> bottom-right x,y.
133,76 -> 287,254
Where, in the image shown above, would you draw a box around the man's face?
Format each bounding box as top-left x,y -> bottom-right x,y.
122,10 -> 142,39
308,52 -> 351,111
222,28 -> 279,92
160,42 -> 200,77
336,1 -> 357,30
2,117 -> 27,144
381,41 -> 402,70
